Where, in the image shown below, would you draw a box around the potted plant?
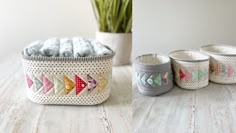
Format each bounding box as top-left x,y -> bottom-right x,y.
91,0 -> 132,66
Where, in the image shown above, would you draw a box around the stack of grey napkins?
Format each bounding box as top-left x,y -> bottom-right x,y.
23,37 -> 113,57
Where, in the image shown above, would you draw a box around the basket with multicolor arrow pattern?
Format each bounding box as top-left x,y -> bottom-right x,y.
201,45 -> 236,84
22,53 -> 115,105
169,50 -> 210,89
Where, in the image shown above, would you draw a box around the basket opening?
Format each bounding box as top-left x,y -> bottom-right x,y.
201,45 -> 236,55
169,50 -> 209,61
136,54 -> 170,65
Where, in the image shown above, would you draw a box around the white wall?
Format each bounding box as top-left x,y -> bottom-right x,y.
0,0 -> 97,58
133,0 -> 236,59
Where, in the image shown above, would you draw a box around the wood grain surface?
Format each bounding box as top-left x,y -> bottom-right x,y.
133,80 -> 236,133
0,55 -> 131,133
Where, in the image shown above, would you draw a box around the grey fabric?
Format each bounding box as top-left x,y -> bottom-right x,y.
135,54 -> 174,96
91,40 -> 113,56
23,37 -> 113,57
73,38 -> 94,57
24,40 -> 43,57
59,38 -> 73,57
137,82 -> 173,96
40,38 -> 60,57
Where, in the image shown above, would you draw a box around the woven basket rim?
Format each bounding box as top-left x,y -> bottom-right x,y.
200,44 -> 236,56
135,53 -> 170,67
21,51 -> 115,61
169,49 -> 210,62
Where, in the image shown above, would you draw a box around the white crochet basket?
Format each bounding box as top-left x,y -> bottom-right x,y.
200,45 -> 236,84
169,50 -> 210,89
22,52 -> 115,105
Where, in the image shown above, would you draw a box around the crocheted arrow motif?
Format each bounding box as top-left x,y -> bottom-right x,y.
221,65 -> 227,75
154,74 -> 162,86
147,75 -> 155,87
98,75 -> 108,92
214,64 -> 221,75
64,75 -> 75,94
191,71 -> 197,81
138,72 -> 173,88
87,75 -> 97,93
25,73 -> 110,95
141,74 -> 148,86
198,69 -> 203,80
168,72 -> 173,81
210,63 -> 235,77
162,72 -> 169,83
32,75 -> 43,92
179,69 -> 185,80
137,73 -> 142,85
146,74 -> 162,87
178,69 -> 208,81
26,74 -> 33,88
53,77 -> 64,94
43,75 -> 54,94
185,70 -> 191,81
75,75 -> 87,95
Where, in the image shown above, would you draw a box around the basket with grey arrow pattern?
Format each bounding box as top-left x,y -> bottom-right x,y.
135,54 -> 174,96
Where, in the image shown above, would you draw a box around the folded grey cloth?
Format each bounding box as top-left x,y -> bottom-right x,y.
40,38 -> 60,57
23,37 -> 113,57
24,40 -> 43,56
59,38 -> 73,57
73,38 -> 95,57
90,40 -> 113,56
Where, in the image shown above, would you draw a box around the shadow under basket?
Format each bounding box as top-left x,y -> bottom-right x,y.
200,44 -> 236,84
135,54 -> 174,96
22,52 -> 115,105
169,50 -> 210,90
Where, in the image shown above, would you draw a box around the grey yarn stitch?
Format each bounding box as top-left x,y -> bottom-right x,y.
23,37 -> 113,57
90,40 -> 113,56
73,37 -> 95,57
59,38 -> 73,57
24,40 -> 43,56
40,38 -> 60,57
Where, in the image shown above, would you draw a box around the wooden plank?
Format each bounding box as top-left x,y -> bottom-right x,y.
195,83 -> 236,133
133,83 -> 195,133
133,79 -> 236,133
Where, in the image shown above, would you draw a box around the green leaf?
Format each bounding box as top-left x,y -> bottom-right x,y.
91,0 -> 132,33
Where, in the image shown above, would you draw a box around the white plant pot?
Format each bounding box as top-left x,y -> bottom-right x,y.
96,32 -> 132,66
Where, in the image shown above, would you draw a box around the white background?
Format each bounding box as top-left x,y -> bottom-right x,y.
1,0 -> 236,60
0,0 -> 96,58
133,0 -> 236,59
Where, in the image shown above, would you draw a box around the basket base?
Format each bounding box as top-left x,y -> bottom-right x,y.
27,89 -> 110,105
137,85 -> 173,96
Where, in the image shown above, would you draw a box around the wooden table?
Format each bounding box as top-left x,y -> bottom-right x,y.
133,80 -> 236,133
0,55 -> 131,133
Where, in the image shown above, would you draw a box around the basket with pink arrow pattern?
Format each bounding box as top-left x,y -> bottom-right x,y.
169,50 -> 210,89
200,45 -> 236,84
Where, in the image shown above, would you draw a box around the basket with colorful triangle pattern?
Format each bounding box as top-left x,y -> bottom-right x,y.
135,54 -> 174,96
22,52 -> 115,105
169,50 -> 210,89
200,45 -> 236,84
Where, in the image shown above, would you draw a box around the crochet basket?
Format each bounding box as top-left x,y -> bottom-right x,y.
135,54 -> 173,96
22,52 -> 115,105
200,45 -> 236,84
169,50 -> 210,89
